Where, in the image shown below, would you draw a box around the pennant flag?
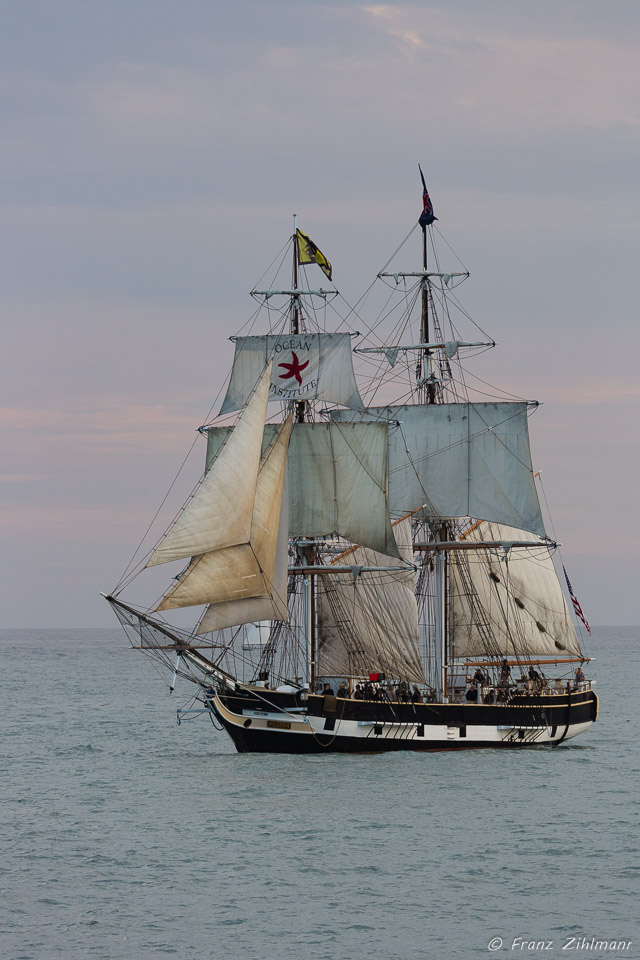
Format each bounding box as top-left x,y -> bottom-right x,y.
296,229 -> 332,280
418,165 -> 437,228
563,566 -> 591,635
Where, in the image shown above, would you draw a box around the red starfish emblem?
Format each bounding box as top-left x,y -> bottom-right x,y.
278,351 -> 309,386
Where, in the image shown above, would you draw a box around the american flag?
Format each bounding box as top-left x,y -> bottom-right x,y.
563,566 -> 591,635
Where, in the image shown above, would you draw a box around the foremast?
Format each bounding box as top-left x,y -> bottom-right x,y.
291,216 -> 313,690
291,215 -> 306,425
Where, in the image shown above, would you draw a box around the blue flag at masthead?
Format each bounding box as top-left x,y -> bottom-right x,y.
418,166 -> 437,228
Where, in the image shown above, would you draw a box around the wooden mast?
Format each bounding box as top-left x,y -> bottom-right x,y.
291,221 -> 305,424
419,169 -> 447,697
292,217 -> 316,690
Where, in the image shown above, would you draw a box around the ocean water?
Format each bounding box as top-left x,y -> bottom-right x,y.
1,626 -> 638,960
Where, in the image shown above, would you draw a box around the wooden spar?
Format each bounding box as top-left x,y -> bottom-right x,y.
129,644 -> 229,651
458,518 -> 483,540
105,594 -> 232,677
289,564 -> 416,575
461,657 -> 592,667
413,540 -> 554,552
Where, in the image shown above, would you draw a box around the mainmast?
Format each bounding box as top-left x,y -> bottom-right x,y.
419,164 -> 437,406
419,211 -> 437,405
418,168 -> 446,698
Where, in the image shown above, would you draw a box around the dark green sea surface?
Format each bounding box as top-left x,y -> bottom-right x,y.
1,627 -> 638,960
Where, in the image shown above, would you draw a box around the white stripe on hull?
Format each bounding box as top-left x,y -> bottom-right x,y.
213,696 -> 593,747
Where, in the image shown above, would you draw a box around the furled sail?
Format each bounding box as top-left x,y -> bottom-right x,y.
156,416 -> 292,611
196,476 -> 289,633
206,421 -> 398,559
316,517 -> 424,683
147,363 -> 272,568
331,403 -> 545,537
449,521 -> 582,658
219,333 -> 364,414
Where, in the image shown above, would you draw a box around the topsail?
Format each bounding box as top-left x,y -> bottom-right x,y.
220,333 -> 364,414
332,403 -> 545,536
206,420 -> 398,559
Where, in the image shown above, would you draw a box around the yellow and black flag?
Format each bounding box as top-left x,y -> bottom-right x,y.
296,229 -> 332,281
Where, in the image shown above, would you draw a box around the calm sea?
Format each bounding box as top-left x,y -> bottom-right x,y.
1,626 -> 638,960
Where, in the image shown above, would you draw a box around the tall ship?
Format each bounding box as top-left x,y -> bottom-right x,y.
106,172 -> 598,752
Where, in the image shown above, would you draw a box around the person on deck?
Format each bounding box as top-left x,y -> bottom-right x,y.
337,682 -> 348,698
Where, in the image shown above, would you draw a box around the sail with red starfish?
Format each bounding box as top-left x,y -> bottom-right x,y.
219,332 -> 364,415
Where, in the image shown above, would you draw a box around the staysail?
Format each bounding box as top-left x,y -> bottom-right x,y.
147,363 -> 272,567
316,517 -> 424,683
331,403 -> 545,537
156,415 -> 292,611
196,475 -> 289,633
449,521 -> 582,659
206,420 -> 398,559
219,333 -> 364,414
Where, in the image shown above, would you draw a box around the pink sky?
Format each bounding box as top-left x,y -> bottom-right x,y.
3,0 -> 639,625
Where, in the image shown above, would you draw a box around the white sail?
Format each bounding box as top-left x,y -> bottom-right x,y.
331,403 -> 545,537
449,521 -> 582,659
147,363 -> 272,568
206,421 -> 398,559
196,475 -> 289,633
156,416 -> 292,611
316,517 -> 424,682
219,333 -> 364,414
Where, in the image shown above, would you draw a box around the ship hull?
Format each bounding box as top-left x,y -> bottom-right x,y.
210,688 -> 598,754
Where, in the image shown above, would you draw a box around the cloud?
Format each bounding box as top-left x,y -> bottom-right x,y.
360,4 -> 640,132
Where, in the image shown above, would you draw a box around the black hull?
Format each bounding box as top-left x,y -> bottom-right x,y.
211,688 -> 598,755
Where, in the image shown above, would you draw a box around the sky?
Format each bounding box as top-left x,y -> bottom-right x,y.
3,0 -> 639,627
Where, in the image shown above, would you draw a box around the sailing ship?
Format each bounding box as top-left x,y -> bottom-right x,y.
106,173 -> 598,752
